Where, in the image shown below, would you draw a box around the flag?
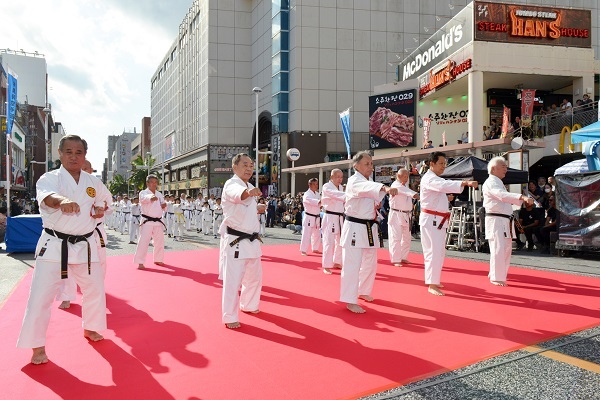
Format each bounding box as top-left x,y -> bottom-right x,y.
521,89 -> 535,128
442,130 -> 446,146
339,108 -> 351,158
5,66 -> 18,136
501,106 -> 511,138
422,117 -> 431,148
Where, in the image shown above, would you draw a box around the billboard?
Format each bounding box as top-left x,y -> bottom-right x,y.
474,1 -> 591,48
369,89 -> 416,149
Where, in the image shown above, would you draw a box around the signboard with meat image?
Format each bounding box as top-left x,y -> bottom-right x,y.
369,89 -> 416,149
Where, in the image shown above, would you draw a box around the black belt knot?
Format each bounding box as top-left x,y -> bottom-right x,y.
345,216 -> 383,247
141,214 -> 166,229
305,211 -> 322,228
44,228 -> 94,279
486,212 -> 515,239
227,226 -> 263,247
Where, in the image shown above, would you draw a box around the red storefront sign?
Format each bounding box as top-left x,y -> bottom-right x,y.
419,58 -> 472,99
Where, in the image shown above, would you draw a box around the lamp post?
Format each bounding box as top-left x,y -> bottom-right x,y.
253,87 -> 262,190
43,106 -> 51,173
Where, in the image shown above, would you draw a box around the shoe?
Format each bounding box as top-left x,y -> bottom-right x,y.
129,241 -> 136,244
214,235 -> 218,239
515,243 -> 525,250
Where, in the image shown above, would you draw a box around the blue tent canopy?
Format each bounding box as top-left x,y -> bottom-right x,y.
571,120 -> 600,143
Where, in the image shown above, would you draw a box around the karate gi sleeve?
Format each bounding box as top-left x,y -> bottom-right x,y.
223,180 -> 247,204
322,184 -> 346,203
484,179 -> 522,206
427,175 -> 465,194
36,172 -> 60,214
139,190 -> 154,204
349,180 -> 384,201
396,185 -> 417,198
303,191 -> 320,207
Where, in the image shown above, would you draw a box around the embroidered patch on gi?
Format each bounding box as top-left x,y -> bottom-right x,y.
86,187 -> 96,197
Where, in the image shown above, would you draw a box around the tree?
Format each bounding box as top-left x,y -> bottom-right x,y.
109,174 -> 128,196
129,154 -> 158,192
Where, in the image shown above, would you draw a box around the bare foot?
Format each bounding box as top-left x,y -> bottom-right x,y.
225,322 -> 241,329
323,268 -> 332,275
333,264 -> 342,269
242,309 -> 260,314
137,264 -> 145,269
155,261 -> 166,266
428,285 -> 445,296
393,262 -> 402,267
346,303 -> 366,313
401,259 -> 411,264
31,347 -> 48,365
58,300 -> 71,309
84,330 -> 104,342
300,252 -> 307,256
359,295 -> 374,302
491,281 -> 508,286
313,250 -> 322,254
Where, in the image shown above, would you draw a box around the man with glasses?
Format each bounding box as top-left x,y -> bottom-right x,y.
420,152 -> 478,296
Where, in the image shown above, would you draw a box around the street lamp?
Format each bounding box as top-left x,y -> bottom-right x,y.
253,87 -> 262,190
43,106 -> 51,173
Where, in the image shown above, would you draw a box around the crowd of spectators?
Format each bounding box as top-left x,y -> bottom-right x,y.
516,176 -> 557,254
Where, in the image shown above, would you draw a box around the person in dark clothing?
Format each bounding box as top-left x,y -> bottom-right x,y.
10,197 -> 23,216
539,197 -> 558,254
266,197 -> 276,227
517,202 -> 544,251
287,206 -> 302,234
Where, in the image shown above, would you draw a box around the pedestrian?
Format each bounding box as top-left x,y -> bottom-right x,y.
321,169 -> 345,274
419,151 -> 478,296
133,175 -> 167,269
388,168 -> 419,267
483,157 -> 533,286
300,178 -> 322,256
340,151 -> 398,313
17,135 -> 110,365
220,153 -> 264,329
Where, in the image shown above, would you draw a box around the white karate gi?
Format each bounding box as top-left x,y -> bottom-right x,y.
321,181 -> 345,269
172,204 -> 185,239
18,167 -> 110,348
300,189 -> 322,253
388,180 -> 417,264
194,198 -> 203,231
166,201 -> 175,236
120,200 -> 132,234
113,201 -> 122,230
212,203 -> 224,236
258,212 -> 266,235
483,175 -> 522,282
201,206 -> 213,235
183,200 -> 194,230
340,171 -> 385,304
133,189 -> 165,265
220,175 -> 262,324
129,203 -> 141,242
419,169 -> 465,285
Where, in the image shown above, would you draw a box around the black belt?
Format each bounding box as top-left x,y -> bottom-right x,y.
44,228 -> 94,279
214,213 -> 223,221
324,210 -> 344,216
391,208 -> 411,213
325,210 -> 344,232
227,226 -> 263,247
132,215 -> 141,222
94,222 -> 105,248
123,212 -> 130,214
305,211 -> 322,228
141,214 -> 166,229
345,216 -> 383,247
486,212 -> 514,239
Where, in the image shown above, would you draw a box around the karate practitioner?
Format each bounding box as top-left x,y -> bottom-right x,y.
172,198 -> 185,241
212,197 -> 224,238
184,195 -> 194,231
194,194 -> 204,233
220,153 -> 264,329
388,168 -> 419,267
300,178 -> 322,256
420,152 -> 478,296
321,169 -> 345,274
340,151 -> 397,313
165,195 -> 175,237
483,156 -> 533,286
129,197 -> 141,244
120,196 -> 132,234
133,175 -> 167,269
200,201 -> 213,235
18,135 -> 110,365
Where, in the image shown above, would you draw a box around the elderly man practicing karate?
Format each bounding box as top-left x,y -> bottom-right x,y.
321,169 -> 345,274
483,156 -> 533,286
388,168 -> 419,267
300,177 -> 323,255
341,151 -> 398,313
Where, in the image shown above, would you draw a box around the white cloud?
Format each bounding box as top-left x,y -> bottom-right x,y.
1,0 -> 189,174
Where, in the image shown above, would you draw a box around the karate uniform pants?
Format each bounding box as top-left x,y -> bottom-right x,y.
202,220 -> 212,235
18,260 -> 107,348
120,215 -> 129,234
340,246 -> 378,304
489,236 -> 513,282
195,212 -> 203,230
221,255 -> 262,323
300,218 -> 322,253
134,221 -> 165,264
322,224 -> 342,269
166,213 -> 174,235
173,222 -> 184,238
129,219 -> 140,242
213,217 -> 223,236
420,218 -> 448,285
185,212 -> 193,230
218,236 -> 226,280
388,211 -> 411,263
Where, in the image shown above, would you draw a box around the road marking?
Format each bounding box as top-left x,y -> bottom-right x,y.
524,346 -> 600,374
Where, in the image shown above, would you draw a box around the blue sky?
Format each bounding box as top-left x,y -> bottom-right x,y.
1,0 -> 192,175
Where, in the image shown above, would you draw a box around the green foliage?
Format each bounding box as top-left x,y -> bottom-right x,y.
109,174 -> 128,195
129,154 -> 159,192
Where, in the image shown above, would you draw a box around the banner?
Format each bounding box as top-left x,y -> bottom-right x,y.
6,68 -> 18,136
368,89 -> 416,149
422,117 -> 431,148
339,108 -> 351,158
521,89 -> 536,128
501,106 -> 511,138
442,130 -> 447,146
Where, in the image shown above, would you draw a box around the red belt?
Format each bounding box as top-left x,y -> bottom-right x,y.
422,209 -> 451,230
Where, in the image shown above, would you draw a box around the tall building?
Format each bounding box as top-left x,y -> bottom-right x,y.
112,129 -> 139,181
151,0 -> 600,195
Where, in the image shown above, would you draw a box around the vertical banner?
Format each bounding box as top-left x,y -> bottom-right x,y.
6,68 -> 18,136
501,106 -> 511,138
422,117 -> 431,148
339,108 -> 351,159
521,89 -> 536,128
442,130 -> 446,146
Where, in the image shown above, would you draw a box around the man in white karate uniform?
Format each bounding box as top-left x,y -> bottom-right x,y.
220,153 -> 264,329
420,152 -> 478,296
300,178 -> 322,255
134,175 -> 167,269
340,151 -> 398,313
17,135 -> 110,365
483,156 -> 533,286
120,195 -> 132,234
388,168 -> 419,267
129,197 -> 141,244
321,169 -> 345,274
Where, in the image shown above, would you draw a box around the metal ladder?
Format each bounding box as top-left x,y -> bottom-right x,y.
445,207 -> 465,250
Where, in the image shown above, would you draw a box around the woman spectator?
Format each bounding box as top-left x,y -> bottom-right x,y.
539,183 -> 554,209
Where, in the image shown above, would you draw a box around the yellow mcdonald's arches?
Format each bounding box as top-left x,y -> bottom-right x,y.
559,125 -> 582,153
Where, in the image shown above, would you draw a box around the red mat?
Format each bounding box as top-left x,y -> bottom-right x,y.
2,244 -> 600,400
